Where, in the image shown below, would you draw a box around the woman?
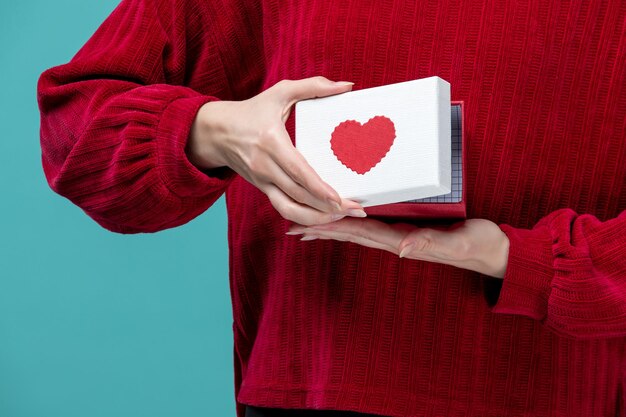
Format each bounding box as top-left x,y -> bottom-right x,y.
37,0 -> 626,416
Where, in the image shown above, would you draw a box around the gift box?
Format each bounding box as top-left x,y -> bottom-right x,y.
365,101 -> 466,221
295,76 -> 466,221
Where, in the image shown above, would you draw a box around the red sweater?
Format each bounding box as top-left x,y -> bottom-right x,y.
37,0 -> 626,416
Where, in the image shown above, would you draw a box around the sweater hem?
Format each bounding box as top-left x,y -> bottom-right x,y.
236,382 -> 562,417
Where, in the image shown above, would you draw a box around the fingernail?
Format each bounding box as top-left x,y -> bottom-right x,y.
399,242 -> 416,258
331,214 -> 346,221
335,81 -> 355,87
300,235 -> 318,241
285,231 -> 304,235
347,208 -> 367,218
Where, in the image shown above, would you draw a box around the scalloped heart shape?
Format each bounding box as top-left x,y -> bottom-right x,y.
330,115 -> 396,175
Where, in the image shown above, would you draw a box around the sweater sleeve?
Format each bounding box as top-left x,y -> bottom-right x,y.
37,0 -> 263,234
482,208 -> 626,339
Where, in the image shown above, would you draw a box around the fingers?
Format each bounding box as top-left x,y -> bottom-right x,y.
273,76 -> 354,109
288,217 -> 403,253
291,218 -> 456,261
263,183 -> 347,226
299,217 -> 407,247
260,156 -> 339,214
303,229 -> 396,253
270,125 -> 364,213
303,224 -> 451,264
247,124 -> 365,217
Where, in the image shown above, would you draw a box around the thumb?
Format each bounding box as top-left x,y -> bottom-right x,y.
277,76 -> 354,108
398,229 -> 441,258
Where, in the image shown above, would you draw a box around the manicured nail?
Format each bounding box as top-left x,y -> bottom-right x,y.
399,242 -> 416,258
335,81 -> 354,87
285,231 -> 304,235
301,235 -> 318,241
347,208 -> 367,218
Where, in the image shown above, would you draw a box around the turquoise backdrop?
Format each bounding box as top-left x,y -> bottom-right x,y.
0,1 -> 236,416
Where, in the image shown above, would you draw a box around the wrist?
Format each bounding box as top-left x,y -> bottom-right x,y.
485,232 -> 510,279
467,223 -> 510,278
186,101 -> 229,170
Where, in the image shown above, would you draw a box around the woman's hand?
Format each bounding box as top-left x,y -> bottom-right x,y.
186,76 -> 366,226
287,217 -> 510,278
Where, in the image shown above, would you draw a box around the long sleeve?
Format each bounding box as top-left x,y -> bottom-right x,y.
37,0 -> 263,234
483,208 -> 626,339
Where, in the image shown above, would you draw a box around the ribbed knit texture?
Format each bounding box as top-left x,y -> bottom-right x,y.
37,0 -> 626,416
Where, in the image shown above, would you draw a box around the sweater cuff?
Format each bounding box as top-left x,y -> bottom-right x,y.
484,224 -> 555,321
156,94 -> 236,198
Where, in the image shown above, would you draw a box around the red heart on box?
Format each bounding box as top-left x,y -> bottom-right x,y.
330,115 -> 396,175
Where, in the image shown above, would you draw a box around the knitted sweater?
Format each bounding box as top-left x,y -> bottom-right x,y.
37,0 -> 626,416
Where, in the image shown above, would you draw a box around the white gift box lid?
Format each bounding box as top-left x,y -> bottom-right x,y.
295,76 -> 451,207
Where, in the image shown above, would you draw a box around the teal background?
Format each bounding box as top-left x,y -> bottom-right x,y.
0,1 -> 236,416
